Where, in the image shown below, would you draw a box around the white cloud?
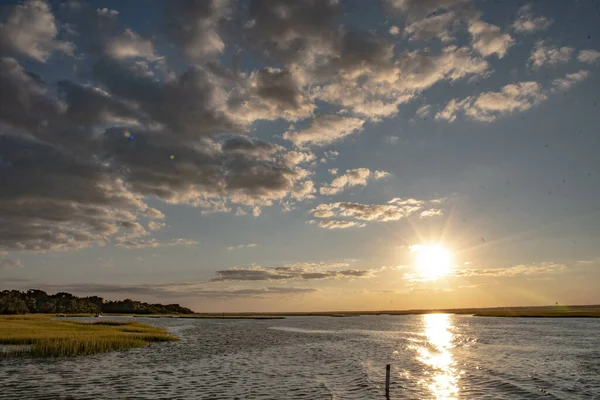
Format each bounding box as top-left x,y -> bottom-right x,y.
416,104 -> 432,118
252,206 -> 262,217
552,70 -> 590,92
114,238 -> 198,249
577,50 -> 600,64
0,0 -> 74,62
389,25 -> 400,35
291,180 -> 316,201
283,115 -> 365,147
374,170 -> 390,180
147,221 -> 166,231
469,20 -> 514,58
318,220 -> 365,229
311,198 -> 444,227
512,4 -> 552,33
529,40 -> 574,69
435,97 -> 472,122
320,168 -> 388,195
283,151 -> 316,166
227,243 -> 258,251
104,29 -> 159,60
438,82 -> 547,122
454,262 -> 566,277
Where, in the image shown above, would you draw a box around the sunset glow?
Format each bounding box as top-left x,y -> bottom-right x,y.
411,245 -> 453,281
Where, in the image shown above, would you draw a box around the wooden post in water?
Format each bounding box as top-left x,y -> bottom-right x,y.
385,364 -> 391,398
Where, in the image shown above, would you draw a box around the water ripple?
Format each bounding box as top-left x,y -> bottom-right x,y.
1,315 -> 599,399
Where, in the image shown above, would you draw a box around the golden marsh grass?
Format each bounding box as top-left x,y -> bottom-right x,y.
0,315 -> 178,357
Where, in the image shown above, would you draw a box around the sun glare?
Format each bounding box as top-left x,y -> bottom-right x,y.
411,244 -> 452,281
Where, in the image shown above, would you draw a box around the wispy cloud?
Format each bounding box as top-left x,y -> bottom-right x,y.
212,262 -> 377,282
320,168 -> 389,196
453,262 -> 567,277
227,243 -> 258,251
512,4 -> 553,33
0,257 -> 23,270
115,238 -> 198,249
311,197 -> 444,228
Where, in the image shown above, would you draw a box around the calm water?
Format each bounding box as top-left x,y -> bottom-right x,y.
1,314 -> 599,399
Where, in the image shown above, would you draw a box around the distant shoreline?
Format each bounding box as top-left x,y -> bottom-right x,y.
73,305 -> 600,319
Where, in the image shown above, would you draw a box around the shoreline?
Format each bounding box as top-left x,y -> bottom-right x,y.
6,305 -> 599,320
93,305 -> 600,319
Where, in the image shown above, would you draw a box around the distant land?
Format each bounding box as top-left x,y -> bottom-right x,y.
1,289 -> 598,318
0,289 -> 193,315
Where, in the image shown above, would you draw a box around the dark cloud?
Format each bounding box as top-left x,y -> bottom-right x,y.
164,0 -> 232,60
0,0 -> 572,255
0,0 -> 74,62
246,0 -> 341,62
212,262 -> 376,281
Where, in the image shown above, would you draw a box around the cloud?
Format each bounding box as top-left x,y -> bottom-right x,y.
283,115 -> 365,147
244,0 -> 341,63
22,281 -> 317,299
320,168 -> 372,195
164,0 -> 232,59
385,0 -> 473,19
435,97 -> 474,122
437,81 -> 546,122
0,0 -> 74,62
147,221 -> 166,231
389,26 -> 400,35
529,40 -> 574,69
212,262 -> 378,282
319,168 -> 390,195
0,1 -> 590,255
283,151 -> 316,167
317,220 -> 365,229
311,198 -> 444,227
0,257 -> 23,270
314,44 -> 489,119
512,4 -> 552,33
416,104 -> 432,118
577,50 -> 600,64
438,69 -> 591,123
453,262 -> 567,278
404,11 -> 456,42
468,20 -> 514,58
552,70 -> 590,92
104,29 -> 159,60
227,243 -> 258,251
114,238 -> 198,249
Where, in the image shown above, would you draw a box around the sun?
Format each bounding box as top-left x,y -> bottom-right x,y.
410,244 -> 453,281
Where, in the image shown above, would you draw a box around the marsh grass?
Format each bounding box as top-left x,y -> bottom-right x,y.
0,315 -> 177,357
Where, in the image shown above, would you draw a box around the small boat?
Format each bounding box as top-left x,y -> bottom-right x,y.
94,312 -> 103,318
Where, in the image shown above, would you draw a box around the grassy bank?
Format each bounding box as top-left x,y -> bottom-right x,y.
0,315 -> 177,357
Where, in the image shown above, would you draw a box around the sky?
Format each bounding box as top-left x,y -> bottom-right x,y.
1,0 -> 599,312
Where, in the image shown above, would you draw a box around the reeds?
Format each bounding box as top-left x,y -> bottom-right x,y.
0,315 -> 177,357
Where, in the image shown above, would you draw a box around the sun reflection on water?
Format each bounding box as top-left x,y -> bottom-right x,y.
417,314 -> 459,399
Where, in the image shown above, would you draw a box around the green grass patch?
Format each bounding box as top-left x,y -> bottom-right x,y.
0,315 -> 177,358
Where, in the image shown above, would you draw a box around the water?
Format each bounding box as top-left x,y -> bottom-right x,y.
1,314 -> 599,399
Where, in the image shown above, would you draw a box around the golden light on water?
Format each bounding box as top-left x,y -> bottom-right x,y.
417,314 -> 460,399
410,244 -> 453,281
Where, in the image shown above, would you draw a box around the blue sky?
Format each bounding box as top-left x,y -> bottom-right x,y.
1,0 -> 599,312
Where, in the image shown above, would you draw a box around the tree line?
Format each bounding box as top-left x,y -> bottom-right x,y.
0,289 -> 194,315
